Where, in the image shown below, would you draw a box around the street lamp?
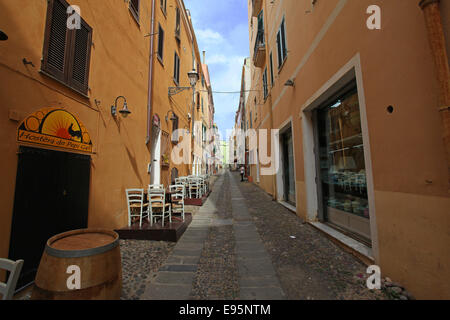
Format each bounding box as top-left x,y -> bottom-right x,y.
111,96 -> 131,118
188,69 -> 199,87
168,69 -> 199,96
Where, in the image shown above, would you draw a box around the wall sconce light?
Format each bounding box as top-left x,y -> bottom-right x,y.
284,79 -> 295,87
111,96 -> 131,118
165,110 -> 177,122
0,30 -> 8,41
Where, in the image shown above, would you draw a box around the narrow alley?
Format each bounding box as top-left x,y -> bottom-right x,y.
136,171 -> 389,300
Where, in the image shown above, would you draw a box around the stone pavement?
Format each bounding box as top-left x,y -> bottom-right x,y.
142,170 -> 390,300
142,172 -> 284,300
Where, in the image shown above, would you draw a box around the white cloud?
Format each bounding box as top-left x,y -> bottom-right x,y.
195,28 -> 225,45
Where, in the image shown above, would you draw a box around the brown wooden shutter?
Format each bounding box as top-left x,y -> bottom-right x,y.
68,20 -> 92,95
42,0 -> 92,96
42,0 -> 70,82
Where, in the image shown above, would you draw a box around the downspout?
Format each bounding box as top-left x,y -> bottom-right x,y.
146,0 -> 156,146
419,0 -> 450,189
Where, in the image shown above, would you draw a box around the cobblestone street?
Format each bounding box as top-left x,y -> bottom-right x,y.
119,171 -> 391,300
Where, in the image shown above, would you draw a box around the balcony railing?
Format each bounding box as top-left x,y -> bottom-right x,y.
253,29 -> 266,68
252,0 -> 262,17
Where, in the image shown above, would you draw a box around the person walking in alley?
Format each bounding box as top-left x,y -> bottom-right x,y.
240,166 -> 245,182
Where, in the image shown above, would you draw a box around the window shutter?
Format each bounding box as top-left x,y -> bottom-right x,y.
68,20 -> 92,95
173,52 -> 180,84
276,31 -> 282,68
281,20 -> 287,58
175,7 -> 181,38
158,25 -> 164,60
43,0 -> 69,82
130,0 -> 140,21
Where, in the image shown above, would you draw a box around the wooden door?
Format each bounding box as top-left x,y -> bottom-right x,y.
8,147 -> 90,289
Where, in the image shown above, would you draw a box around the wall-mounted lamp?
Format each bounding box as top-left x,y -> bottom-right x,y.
165,110 -> 177,122
0,30 -> 8,41
168,69 -> 199,96
284,79 -> 295,87
111,96 -> 131,118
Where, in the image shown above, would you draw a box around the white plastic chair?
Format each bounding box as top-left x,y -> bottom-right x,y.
149,191 -> 172,227
0,258 -> 24,300
169,184 -> 185,222
126,189 -> 149,227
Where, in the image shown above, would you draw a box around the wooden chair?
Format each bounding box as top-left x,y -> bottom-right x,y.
149,192 -> 172,227
187,177 -> 201,199
126,189 -> 149,227
0,258 -> 24,300
149,184 -> 164,192
169,184 -> 185,222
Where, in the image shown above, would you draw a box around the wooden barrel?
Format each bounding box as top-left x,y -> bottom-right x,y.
31,229 -> 122,300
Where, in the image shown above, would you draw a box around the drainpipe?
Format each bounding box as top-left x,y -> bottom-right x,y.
146,0 -> 156,145
419,0 -> 450,189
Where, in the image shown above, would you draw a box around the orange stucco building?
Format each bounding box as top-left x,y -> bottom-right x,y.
0,0 -> 213,289
243,0 -> 450,299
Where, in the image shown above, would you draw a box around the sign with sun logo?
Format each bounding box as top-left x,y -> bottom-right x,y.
17,108 -> 93,153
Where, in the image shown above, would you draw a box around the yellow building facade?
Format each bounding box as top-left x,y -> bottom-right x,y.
0,0 -> 213,288
244,0 -> 450,299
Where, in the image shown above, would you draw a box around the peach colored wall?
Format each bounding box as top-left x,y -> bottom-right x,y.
248,0 -> 450,298
0,0 -> 152,260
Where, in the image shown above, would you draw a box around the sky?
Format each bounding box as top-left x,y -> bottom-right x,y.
184,0 -> 250,140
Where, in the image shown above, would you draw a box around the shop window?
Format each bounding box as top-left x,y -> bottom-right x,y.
129,0 -> 140,23
41,0 -> 92,96
316,82 -> 371,242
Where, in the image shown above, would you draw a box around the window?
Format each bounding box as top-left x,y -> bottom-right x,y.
197,92 -> 200,110
276,18 -> 287,69
262,67 -> 268,100
202,124 -> 207,142
129,0 -> 140,23
269,52 -> 274,87
160,0 -> 167,15
250,111 -> 253,129
175,6 -> 181,40
157,24 -> 164,62
173,52 -> 180,84
41,0 -> 93,96
171,113 -> 179,143
201,97 -> 204,113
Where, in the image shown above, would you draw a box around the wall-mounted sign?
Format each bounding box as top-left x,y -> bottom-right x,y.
17,108 -> 93,153
152,114 -> 161,128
